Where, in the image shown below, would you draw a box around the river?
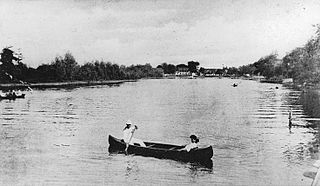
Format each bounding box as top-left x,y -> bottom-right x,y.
0,78 -> 318,185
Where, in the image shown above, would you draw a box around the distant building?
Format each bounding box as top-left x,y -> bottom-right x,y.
176,64 -> 190,76
203,68 -> 217,76
215,69 -> 225,76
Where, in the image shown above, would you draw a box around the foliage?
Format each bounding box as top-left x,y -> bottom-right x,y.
199,67 -> 205,74
157,63 -> 176,74
187,61 -> 200,73
4,24 -> 320,86
251,53 -> 280,78
238,64 -> 256,75
226,67 -> 239,76
236,24 -> 320,86
238,53 -> 287,79
281,25 -> 320,84
0,52 -> 163,83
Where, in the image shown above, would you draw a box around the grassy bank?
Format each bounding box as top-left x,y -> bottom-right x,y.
0,80 -> 137,90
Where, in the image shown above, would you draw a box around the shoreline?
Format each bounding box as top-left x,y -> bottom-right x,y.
0,80 -> 137,90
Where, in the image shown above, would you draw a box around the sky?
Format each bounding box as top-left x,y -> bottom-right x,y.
1,0 -> 320,68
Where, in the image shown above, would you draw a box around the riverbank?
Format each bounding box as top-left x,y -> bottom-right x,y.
0,80 -> 137,90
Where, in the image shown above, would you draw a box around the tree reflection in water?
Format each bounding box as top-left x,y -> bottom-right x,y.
284,90 -> 320,163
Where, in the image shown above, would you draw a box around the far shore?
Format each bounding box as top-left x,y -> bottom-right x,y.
0,80 -> 137,90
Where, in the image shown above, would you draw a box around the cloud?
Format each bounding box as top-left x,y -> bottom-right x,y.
0,0 -> 320,68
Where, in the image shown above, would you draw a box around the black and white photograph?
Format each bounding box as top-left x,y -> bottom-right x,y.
1,0 -> 320,185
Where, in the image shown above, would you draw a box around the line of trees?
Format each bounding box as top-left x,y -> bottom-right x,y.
156,61 -> 200,74
0,51 -> 163,83
2,24 -> 320,85
237,25 -> 320,85
282,26 -> 320,85
237,53 -> 281,79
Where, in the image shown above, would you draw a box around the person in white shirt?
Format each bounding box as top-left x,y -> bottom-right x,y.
123,120 -> 146,147
181,135 -> 199,152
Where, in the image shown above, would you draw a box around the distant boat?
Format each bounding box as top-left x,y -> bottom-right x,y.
0,93 -> 25,100
232,83 -> 238,87
260,78 -> 283,84
108,135 -> 213,166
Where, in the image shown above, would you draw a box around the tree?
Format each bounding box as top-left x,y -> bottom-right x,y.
160,63 -> 176,74
280,25 -> 320,84
167,64 -> 176,74
199,67 -> 205,74
36,64 -> 56,82
52,56 -> 66,81
64,52 -> 79,81
252,53 -> 279,78
0,47 -> 20,82
226,67 -> 239,76
187,61 -> 200,73
238,64 -> 256,76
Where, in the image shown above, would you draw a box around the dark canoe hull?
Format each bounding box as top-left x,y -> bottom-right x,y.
0,94 -> 25,100
108,135 -> 213,165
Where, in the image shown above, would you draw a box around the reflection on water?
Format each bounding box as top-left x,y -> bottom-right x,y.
125,158 -> 139,178
0,79 -> 318,185
298,89 -> 320,161
300,90 -> 320,124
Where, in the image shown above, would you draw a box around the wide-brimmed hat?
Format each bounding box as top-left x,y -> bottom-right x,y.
126,120 -> 132,125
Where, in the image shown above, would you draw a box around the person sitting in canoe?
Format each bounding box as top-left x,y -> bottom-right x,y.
123,120 -> 146,147
180,135 -> 199,152
12,90 -> 17,97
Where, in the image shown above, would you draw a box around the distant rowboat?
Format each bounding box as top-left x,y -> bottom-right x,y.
108,135 -> 213,166
0,93 -> 25,100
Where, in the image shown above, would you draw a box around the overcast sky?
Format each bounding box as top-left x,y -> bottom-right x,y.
1,0 -> 320,68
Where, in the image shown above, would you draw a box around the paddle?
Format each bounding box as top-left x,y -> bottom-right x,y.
125,126 -> 137,154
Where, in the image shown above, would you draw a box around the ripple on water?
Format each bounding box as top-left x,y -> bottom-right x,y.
0,79 -> 316,186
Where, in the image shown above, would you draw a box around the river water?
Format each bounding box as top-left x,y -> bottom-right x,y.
0,78 -> 318,185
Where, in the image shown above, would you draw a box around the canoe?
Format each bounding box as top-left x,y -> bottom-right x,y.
0,94 -> 25,100
108,135 -> 213,165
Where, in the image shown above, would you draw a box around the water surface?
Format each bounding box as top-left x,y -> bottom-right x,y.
0,78 -> 317,185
